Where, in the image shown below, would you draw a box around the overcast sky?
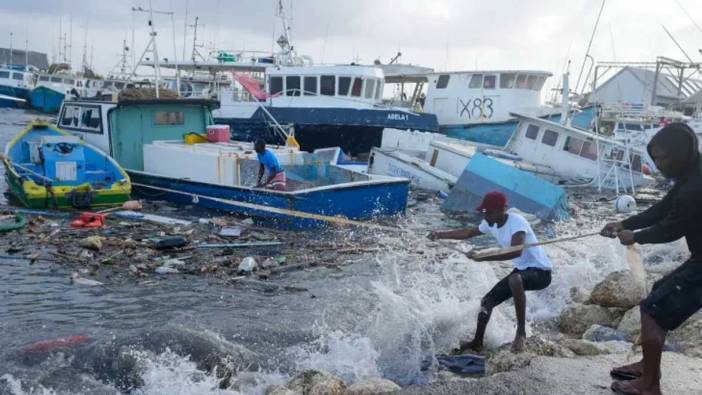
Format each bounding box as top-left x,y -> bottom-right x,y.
1,0 -> 702,95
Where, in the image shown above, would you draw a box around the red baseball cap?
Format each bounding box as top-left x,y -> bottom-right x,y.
476,191 -> 507,212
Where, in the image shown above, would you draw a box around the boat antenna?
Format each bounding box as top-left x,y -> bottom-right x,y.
662,25 -> 696,64
131,1 -> 175,98
182,0 -> 188,67
574,0 -> 605,95
8,32 -> 12,66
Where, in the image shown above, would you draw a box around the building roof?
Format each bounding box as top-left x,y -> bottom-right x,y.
594,66 -> 702,102
0,48 -> 49,70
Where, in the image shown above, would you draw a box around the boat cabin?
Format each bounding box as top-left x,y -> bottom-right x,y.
507,112 -> 651,191
35,73 -> 79,95
424,70 -> 552,125
0,65 -> 36,96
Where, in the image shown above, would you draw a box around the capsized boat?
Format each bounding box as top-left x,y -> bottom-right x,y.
2,121 -> 131,209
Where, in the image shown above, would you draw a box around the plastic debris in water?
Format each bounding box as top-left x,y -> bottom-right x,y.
237,257 -> 257,274
70,273 -> 104,286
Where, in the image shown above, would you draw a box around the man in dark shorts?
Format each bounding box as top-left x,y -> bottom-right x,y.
429,191 -> 552,353
601,123 -> 702,395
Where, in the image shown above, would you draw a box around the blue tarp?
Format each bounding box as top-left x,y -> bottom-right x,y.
441,153 -> 569,221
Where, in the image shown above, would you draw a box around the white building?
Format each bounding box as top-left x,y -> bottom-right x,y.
590,66 -> 702,107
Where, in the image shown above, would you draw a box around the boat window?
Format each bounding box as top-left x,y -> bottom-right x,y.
103,81 -> 113,88
303,76 -> 317,95
526,75 -> 539,90
469,74 -> 483,89
60,105 -> 103,134
364,79 -> 375,98
126,83 -> 135,89
516,74 -> 528,89
541,129 -> 559,146
525,124 -> 540,140
65,79 -> 75,85
338,76 -> 351,95
534,76 -> 547,90
320,75 -> 335,96
39,75 -> 49,81
500,73 -> 516,89
12,73 -> 23,80
50,77 -> 62,83
563,136 -> 584,155
630,154 -> 642,172
375,79 -> 383,99
285,76 -> 301,96
436,74 -> 450,89
115,82 -> 125,89
351,77 -> 363,97
269,76 -> 283,96
76,80 -> 83,87
580,140 -> 598,160
624,123 -> 642,131
154,111 -> 184,126
0,71 -> 9,78
483,75 -> 496,89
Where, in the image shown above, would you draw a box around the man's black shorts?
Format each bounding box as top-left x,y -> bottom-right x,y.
482,268 -> 552,308
641,259 -> 702,331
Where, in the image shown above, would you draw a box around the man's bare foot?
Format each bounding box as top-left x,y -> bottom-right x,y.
510,334 -> 526,353
452,339 -> 483,355
610,361 -> 644,380
611,378 -> 661,395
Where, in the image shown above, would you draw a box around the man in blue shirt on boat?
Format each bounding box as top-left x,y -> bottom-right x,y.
254,139 -> 286,191
428,191 -> 552,353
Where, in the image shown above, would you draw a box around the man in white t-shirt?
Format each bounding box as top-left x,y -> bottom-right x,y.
428,191 -> 552,353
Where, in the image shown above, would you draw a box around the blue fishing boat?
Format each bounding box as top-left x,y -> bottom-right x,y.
56,98 -> 410,229
29,85 -> 66,113
2,121 -> 131,209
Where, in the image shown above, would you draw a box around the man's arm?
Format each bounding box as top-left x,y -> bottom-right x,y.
601,189 -> 676,237
472,231 -> 526,261
428,227 -> 482,241
256,163 -> 265,186
264,169 -> 278,186
624,193 -> 697,245
622,190 -> 676,231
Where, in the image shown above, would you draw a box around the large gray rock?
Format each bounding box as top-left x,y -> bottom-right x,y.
617,306 -> 641,342
345,378 -> 401,395
589,270 -> 646,309
266,385 -> 300,395
487,337 -> 574,375
669,311 -> 702,346
558,303 -> 620,336
287,369 -> 346,395
561,339 -> 611,356
582,324 -> 626,342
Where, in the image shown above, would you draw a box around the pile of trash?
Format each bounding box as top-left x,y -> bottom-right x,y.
0,200 -> 381,287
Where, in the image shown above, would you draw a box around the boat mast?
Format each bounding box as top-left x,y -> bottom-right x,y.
574,0 -> 605,95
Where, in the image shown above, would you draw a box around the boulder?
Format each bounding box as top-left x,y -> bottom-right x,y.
286,369 -> 346,395
569,286 -> 590,304
345,378 -> 401,395
266,385 -> 301,395
582,325 -> 626,342
487,337 -> 574,375
616,306 -> 641,342
558,303 -> 620,336
669,311 -> 702,347
589,271 -> 646,309
561,339 -> 610,356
